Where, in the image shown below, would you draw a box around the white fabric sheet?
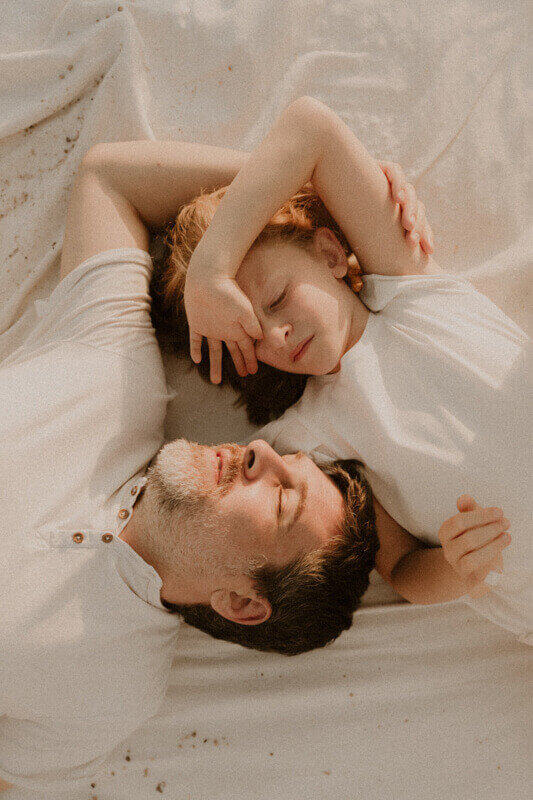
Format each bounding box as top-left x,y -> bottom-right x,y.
1,1 -> 531,798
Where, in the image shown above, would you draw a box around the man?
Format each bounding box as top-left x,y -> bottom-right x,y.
0,140 -> 493,793
0,140 -> 386,794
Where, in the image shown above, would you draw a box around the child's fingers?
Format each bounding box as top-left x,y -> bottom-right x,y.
380,161 -> 408,202
405,229 -> 420,248
207,338 -> 223,384
410,203 -> 434,254
376,160 -> 394,187
419,218 -> 434,254
240,313 -> 263,342
456,494 -> 481,513
439,507 -> 504,543
458,532 -> 512,581
398,183 -> 417,231
447,519 -> 510,560
190,330 -> 203,364
236,331 -> 258,375
225,340 -> 247,377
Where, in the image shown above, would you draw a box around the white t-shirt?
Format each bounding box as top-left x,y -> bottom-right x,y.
0,249 -> 180,793
259,273 -> 532,642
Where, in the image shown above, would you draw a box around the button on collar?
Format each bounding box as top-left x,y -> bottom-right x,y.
118,509 -> 129,520
72,532 -> 84,543
102,533 -> 113,543
131,485 -> 139,495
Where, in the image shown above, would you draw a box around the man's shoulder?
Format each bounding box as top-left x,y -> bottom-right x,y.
28,248 -> 168,375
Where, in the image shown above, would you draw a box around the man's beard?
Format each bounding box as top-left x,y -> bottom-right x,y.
148,439 -> 243,512
141,440 -> 249,579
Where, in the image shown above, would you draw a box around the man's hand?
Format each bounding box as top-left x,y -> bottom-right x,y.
438,495 -> 511,594
378,161 -> 434,254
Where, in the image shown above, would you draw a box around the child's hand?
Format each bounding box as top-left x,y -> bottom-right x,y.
438,494 -> 511,591
184,266 -> 263,384
378,161 -> 434,254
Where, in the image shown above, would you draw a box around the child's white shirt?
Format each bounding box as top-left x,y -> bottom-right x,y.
258,273 -> 532,643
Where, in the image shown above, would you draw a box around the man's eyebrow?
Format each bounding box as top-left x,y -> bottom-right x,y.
284,480 -> 308,531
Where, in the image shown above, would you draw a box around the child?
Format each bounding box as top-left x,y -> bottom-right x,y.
162,97 -> 531,642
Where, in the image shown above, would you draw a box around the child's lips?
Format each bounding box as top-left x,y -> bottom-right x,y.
291,335 -> 314,362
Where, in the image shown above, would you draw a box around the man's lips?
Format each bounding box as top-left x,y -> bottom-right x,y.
214,450 -> 223,484
213,448 -> 229,484
291,335 -> 314,362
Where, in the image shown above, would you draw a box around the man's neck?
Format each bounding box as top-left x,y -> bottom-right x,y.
119,502 -> 209,607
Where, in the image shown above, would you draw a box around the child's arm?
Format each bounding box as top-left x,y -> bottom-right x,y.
187,97 -> 438,281
375,496 -> 511,604
185,96 -> 439,375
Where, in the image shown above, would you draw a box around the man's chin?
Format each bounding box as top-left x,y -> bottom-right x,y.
149,439 -> 212,507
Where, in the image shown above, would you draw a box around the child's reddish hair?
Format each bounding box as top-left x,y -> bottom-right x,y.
150,184 -> 361,425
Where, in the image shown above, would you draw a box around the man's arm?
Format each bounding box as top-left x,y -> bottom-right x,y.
60,141 -> 249,279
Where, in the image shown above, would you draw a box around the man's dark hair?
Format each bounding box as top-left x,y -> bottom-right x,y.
162,459 -> 379,656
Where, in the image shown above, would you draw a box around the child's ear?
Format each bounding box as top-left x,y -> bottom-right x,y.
313,228 -> 348,279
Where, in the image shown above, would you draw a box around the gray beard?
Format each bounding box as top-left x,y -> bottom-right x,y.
138,440 -> 254,580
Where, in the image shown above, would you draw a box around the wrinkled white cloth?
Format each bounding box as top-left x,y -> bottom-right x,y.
1,1 -> 530,799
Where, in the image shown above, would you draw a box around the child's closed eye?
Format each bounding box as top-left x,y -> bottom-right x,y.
269,287 -> 288,311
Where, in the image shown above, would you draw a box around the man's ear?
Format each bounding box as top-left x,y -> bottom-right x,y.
210,588 -> 272,626
313,227 -> 349,279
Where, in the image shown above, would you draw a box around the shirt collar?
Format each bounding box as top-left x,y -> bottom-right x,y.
113,475 -> 166,610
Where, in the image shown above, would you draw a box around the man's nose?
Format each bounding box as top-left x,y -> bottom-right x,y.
243,440 -> 292,483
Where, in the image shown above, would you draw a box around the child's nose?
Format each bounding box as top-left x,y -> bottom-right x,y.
267,322 -> 292,350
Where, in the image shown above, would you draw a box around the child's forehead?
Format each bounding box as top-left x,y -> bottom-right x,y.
249,240 -> 303,285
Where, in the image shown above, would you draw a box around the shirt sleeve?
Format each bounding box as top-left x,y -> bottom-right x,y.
359,271 -> 472,312
29,248 -> 159,366
0,712 -> 141,794
255,407 -> 325,455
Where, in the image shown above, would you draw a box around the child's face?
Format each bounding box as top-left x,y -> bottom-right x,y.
236,230 -> 359,375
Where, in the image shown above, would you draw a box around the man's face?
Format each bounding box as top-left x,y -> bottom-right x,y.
148,439 -> 345,580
